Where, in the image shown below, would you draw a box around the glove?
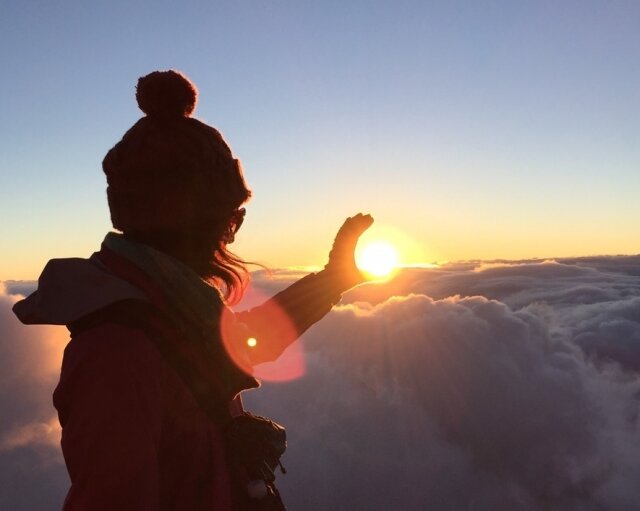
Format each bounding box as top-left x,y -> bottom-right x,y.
323,213 -> 374,292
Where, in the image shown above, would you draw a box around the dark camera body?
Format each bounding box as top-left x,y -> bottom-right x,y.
226,412 -> 288,510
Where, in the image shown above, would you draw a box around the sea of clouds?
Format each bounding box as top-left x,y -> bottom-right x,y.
2,255 -> 640,510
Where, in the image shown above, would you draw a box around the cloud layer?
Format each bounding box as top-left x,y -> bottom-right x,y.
2,255 -> 640,510
246,257 -> 640,510
0,283 -> 68,511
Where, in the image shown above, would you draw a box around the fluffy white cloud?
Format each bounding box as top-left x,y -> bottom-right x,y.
0,283 -> 68,510
2,255 -> 640,510
246,257 -> 640,510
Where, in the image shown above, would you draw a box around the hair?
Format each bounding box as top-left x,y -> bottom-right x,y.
102,70 -> 252,304
123,220 -> 251,305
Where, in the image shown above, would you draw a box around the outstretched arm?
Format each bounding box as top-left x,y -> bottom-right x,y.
232,214 -> 374,365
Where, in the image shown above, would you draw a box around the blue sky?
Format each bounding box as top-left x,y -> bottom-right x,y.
1,0 -> 639,279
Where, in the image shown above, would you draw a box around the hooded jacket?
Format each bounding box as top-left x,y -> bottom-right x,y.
13,243 -> 343,511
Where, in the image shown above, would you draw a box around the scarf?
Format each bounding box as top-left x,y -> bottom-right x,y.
102,232 -> 259,401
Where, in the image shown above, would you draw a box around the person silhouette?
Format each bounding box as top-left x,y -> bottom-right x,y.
13,70 -> 372,511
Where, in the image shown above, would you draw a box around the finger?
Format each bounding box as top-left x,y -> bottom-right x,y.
340,213 -> 373,231
334,221 -> 372,248
345,214 -> 374,236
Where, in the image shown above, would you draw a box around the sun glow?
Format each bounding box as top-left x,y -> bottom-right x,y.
356,241 -> 400,279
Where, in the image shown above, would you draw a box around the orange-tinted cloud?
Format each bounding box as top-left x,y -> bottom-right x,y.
0,284 -> 68,508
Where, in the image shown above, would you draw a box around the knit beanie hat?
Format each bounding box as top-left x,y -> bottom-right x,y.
102,70 -> 250,237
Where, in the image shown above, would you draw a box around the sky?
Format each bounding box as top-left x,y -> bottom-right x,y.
1,0 -> 639,280
3,256 -> 640,510
1,3 -> 640,509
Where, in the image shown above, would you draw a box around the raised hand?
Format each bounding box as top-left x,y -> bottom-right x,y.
324,213 -> 374,290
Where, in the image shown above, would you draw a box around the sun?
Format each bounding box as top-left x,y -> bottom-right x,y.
356,241 -> 400,279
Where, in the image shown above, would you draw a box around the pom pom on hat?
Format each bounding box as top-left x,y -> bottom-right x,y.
136,70 -> 198,118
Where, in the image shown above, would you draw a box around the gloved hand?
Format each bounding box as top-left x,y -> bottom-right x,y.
324,213 -> 374,291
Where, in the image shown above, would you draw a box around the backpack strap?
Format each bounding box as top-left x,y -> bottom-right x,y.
69,299 -> 289,510
68,299 -> 233,427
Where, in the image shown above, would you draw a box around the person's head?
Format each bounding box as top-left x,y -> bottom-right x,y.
102,70 -> 251,303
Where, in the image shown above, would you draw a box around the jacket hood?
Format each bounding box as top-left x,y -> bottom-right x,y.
13,255 -> 148,326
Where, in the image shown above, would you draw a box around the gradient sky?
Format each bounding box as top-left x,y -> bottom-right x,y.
1,0 -> 639,280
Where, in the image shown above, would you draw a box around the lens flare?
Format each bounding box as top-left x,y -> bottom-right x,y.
356,241 -> 400,279
220,291 -> 306,382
